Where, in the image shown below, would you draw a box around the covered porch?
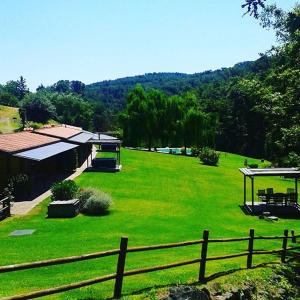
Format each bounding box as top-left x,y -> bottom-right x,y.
87,133 -> 122,172
239,168 -> 300,216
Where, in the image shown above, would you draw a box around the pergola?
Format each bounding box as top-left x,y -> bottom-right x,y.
87,133 -> 122,171
239,168 -> 300,212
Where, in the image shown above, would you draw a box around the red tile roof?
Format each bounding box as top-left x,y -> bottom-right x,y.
35,126 -> 82,139
0,132 -> 60,154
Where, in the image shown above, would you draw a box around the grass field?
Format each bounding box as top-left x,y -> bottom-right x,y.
0,149 -> 299,299
0,105 -> 21,133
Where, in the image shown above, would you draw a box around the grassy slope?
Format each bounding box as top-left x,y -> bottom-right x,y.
0,149 -> 298,299
0,105 -> 21,133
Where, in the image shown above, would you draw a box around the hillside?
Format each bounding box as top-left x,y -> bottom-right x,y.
0,149 -> 298,299
84,59 -> 269,110
0,105 -> 21,133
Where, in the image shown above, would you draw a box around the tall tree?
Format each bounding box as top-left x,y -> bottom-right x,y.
17,76 -> 29,99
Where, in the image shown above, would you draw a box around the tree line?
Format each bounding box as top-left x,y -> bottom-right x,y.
0,79 -> 112,132
120,85 -> 216,150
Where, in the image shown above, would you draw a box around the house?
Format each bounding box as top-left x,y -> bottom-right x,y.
0,125 -> 92,199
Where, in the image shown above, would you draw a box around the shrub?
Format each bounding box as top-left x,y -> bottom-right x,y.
51,180 -> 79,201
199,147 -> 220,166
8,174 -> 30,200
79,188 -> 96,208
191,147 -> 200,157
280,152 -> 300,167
82,190 -> 112,216
180,147 -> 186,155
248,163 -> 258,168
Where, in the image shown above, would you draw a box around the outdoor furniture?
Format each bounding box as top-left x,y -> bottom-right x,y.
47,199 -> 80,218
257,189 -> 267,202
287,188 -> 295,194
92,158 -> 117,170
240,168 -> 300,215
268,193 -> 286,206
287,193 -> 298,206
101,143 -> 119,152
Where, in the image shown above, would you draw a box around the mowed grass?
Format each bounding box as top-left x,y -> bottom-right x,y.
0,149 -> 298,299
0,105 -> 21,133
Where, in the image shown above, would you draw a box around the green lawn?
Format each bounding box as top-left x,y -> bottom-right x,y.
0,105 -> 21,133
0,149 -> 298,299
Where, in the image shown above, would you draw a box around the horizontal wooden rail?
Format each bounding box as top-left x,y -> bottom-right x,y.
286,246 -> 300,251
255,235 -> 287,240
127,239 -> 203,252
0,206 -> 9,213
1,273 -> 116,300
0,197 -> 9,204
208,237 -> 249,243
124,258 -> 201,277
206,252 -> 248,261
253,249 -> 282,255
1,229 -> 298,300
0,249 -> 120,274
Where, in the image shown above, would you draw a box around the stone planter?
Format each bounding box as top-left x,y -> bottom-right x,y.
47,199 -> 80,218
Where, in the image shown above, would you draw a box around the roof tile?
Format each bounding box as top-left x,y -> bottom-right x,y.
0,132 -> 59,153
35,126 -> 82,139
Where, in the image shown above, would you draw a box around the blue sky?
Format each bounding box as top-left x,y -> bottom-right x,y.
0,0 -> 296,90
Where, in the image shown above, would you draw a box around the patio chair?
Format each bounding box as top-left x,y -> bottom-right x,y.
266,188 -> 274,194
287,192 -> 298,206
287,188 -> 295,194
257,189 -> 267,202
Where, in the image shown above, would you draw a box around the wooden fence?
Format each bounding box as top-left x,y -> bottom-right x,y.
0,196 -> 10,220
0,229 -> 299,300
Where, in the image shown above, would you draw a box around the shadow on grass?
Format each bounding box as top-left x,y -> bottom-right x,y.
239,204 -> 300,220
79,261 -> 284,300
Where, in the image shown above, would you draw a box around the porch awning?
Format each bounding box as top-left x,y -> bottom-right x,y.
68,131 -> 93,144
88,133 -> 121,144
13,142 -> 79,161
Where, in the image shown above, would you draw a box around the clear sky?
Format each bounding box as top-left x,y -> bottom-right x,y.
0,0 -> 296,90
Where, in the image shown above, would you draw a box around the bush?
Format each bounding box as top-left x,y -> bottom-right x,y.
248,163 -> 258,168
78,188 -> 95,208
51,180 -> 79,201
191,147 -> 200,157
280,152 -> 300,167
82,190 -> 112,216
180,147 -> 186,155
8,174 -> 30,200
199,147 -> 220,166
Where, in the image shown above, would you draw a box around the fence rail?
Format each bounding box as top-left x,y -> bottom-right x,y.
1,229 -> 299,300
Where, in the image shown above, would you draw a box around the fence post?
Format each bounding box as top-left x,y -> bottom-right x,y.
199,230 -> 209,283
291,230 -> 296,243
113,236 -> 128,299
247,229 -> 255,269
281,229 -> 288,263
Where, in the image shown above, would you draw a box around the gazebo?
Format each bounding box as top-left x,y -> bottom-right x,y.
239,168 -> 300,215
88,133 -> 122,172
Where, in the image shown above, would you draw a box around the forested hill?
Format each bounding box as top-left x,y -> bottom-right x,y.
84,59 -> 268,110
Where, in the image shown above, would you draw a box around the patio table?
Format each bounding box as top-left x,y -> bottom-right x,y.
266,193 -> 287,206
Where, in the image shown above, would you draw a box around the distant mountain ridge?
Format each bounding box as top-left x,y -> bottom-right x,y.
84,59 -> 268,110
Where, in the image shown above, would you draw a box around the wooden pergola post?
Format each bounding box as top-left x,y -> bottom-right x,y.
251,176 -> 254,209
295,177 -> 298,204
243,175 -> 246,205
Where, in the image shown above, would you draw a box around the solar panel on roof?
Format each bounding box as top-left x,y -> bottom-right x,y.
13,142 -> 79,161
